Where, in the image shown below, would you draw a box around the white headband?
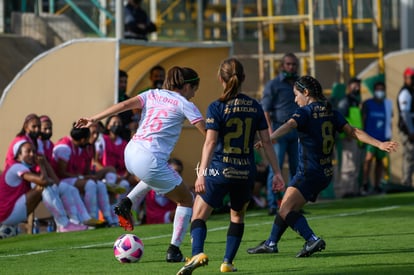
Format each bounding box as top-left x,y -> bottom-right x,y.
13,140 -> 30,158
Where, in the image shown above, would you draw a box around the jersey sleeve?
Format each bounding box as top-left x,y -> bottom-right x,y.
53,144 -> 71,162
137,91 -> 148,107
6,164 -> 30,187
183,101 -> 204,125
291,107 -> 309,130
333,110 -> 348,132
205,102 -> 221,131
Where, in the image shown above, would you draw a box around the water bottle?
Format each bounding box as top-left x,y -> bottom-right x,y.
47,220 -> 55,232
32,218 -> 40,234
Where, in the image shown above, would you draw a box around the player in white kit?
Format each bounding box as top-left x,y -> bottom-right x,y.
75,66 -> 205,262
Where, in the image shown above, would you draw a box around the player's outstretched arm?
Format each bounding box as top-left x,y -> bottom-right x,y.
269,119 -> 297,141
75,97 -> 142,128
343,124 -> 399,153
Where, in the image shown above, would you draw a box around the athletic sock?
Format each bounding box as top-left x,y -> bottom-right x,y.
285,211 -> 316,241
224,222 -> 244,263
127,181 -> 151,206
266,213 -> 288,246
191,219 -> 207,256
170,206 -> 192,247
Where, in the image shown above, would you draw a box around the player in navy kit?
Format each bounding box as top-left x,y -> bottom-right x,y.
247,75 -> 398,258
177,58 -> 285,275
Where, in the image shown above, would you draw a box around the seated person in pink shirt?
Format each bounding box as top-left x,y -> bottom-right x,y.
92,115 -> 135,190
4,114 -> 100,229
0,140 -> 87,234
52,125 -> 117,226
4,113 -> 41,171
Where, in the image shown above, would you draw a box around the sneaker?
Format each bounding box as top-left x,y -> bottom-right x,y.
106,183 -> 127,194
220,262 -> 237,272
83,218 -> 107,228
114,197 -> 134,231
247,240 -> 278,254
58,222 -> 88,233
176,253 -> 208,275
166,244 -> 185,262
296,238 -> 326,257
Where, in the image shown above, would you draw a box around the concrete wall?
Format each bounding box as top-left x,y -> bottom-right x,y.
0,38 -> 117,169
0,38 -> 231,186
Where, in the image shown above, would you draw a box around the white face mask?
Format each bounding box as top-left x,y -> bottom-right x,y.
374,90 -> 385,100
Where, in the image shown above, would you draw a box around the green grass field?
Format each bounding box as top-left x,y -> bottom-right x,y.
1,192 -> 414,274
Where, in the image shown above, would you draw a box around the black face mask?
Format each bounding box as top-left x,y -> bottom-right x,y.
40,132 -> 52,141
28,132 -> 39,140
282,71 -> 298,79
153,80 -> 164,89
78,143 -> 90,148
350,89 -> 361,102
110,125 -> 124,136
351,88 -> 360,94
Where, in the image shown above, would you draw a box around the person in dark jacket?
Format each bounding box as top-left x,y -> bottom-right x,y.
124,0 -> 157,40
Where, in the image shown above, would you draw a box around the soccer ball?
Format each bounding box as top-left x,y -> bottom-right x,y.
0,224 -> 18,239
113,233 -> 144,263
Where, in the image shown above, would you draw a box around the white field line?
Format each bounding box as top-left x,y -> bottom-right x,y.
0,205 -> 400,258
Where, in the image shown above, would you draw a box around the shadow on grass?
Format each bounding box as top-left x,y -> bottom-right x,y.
306,262 -> 414,275
332,231 -> 414,239
321,247 -> 414,257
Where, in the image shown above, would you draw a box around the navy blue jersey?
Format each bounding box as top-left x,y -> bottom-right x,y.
291,102 -> 347,178
205,93 -> 268,180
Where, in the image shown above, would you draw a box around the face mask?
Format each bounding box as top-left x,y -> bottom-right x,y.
78,143 -> 90,148
350,89 -> 361,102
351,88 -> 360,95
40,132 -> 52,140
110,125 -> 123,136
374,90 -> 385,100
282,71 -> 298,79
153,80 -> 164,89
28,132 -> 39,139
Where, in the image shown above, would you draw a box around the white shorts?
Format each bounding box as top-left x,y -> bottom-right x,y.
1,195 -> 27,225
124,142 -> 182,194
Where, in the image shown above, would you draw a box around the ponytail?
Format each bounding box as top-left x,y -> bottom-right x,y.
218,58 -> 245,102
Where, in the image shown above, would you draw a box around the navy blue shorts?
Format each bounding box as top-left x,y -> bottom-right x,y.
200,176 -> 254,211
289,172 -> 331,202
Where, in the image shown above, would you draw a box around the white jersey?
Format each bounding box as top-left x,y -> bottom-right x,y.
131,89 -> 203,160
